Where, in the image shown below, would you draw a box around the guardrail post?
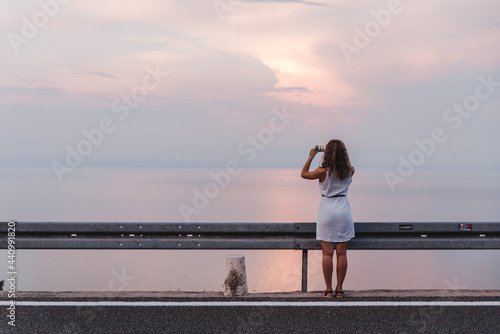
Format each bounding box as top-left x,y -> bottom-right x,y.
301,249 -> 308,292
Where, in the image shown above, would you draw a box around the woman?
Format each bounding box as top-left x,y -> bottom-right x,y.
301,139 -> 355,298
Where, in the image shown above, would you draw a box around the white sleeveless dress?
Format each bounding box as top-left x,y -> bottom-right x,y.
316,170 -> 355,243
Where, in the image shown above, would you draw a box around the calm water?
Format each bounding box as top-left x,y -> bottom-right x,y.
1,167 -> 499,292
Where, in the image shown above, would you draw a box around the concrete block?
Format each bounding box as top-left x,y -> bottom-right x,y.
223,255 -> 248,296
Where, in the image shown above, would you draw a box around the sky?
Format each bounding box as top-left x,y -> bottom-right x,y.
1,0 -> 500,181
1,0 -> 500,293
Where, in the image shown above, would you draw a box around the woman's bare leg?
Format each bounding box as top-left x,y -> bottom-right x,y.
321,241 -> 334,295
335,242 -> 348,294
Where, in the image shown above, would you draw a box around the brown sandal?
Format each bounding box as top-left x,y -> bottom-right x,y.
323,290 -> 333,298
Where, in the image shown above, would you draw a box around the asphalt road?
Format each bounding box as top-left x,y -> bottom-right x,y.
1,290 -> 499,334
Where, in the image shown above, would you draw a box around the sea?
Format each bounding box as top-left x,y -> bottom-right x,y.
1,166 -> 499,292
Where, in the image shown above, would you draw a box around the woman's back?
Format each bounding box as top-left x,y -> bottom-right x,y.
319,171 -> 352,197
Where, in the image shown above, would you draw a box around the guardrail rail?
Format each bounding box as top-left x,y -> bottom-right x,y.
2,222 -> 499,291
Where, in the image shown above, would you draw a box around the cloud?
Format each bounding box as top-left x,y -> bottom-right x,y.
83,71 -> 118,79
0,86 -> 64,96
269,86 -> 311,93
157,48 -> 279,104
244,0 -> 327,5
1,0 -> 499,171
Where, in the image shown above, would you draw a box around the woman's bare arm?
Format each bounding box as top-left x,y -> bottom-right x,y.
301,148 -> 326,180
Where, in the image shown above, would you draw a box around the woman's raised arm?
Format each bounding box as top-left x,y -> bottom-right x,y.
301,147 -> 326,180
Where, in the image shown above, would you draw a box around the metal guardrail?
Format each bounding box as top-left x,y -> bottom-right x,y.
2,222 -> 499,291
2,222 -> 499,250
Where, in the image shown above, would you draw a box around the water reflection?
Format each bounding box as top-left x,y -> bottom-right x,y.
1,167 -> 499,291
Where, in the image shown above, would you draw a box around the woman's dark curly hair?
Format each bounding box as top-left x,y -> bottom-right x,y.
321,139 -> 355,181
